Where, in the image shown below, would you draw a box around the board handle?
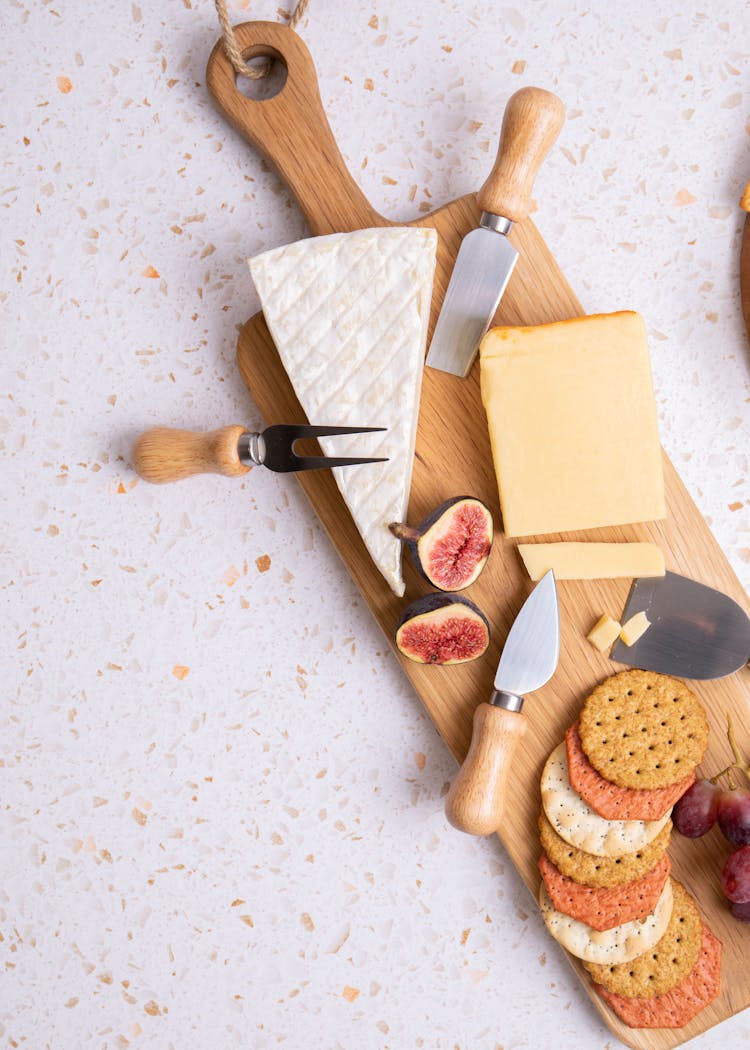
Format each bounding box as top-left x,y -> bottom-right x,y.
206,21 -> 385,235
444,702 -> 527,836
133,426 -> 250,483
477,87 -> 564,222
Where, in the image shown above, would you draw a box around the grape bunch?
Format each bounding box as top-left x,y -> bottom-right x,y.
672,716 -> 750,922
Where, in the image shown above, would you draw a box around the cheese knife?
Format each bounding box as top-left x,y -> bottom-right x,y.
132,423 -> 387,481
427,86 -> 565,377
445,570 -> 560,836
610,571 -> 750,680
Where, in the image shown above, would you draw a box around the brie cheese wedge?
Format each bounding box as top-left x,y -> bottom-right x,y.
249,227 -> 437,596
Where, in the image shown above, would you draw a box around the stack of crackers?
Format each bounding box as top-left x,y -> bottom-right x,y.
537,669 -> 723,1029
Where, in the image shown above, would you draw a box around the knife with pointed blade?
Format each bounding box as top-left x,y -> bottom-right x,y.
427,87 -> 565,378
611,571 -> 750,680
445,570 -> 560,836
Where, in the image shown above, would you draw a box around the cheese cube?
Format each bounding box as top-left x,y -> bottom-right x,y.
620,611 -> 651,646
587,614 -> 622,652
480,312 -> 666,537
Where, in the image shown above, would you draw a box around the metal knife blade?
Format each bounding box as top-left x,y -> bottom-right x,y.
444,569 -> 560,835
427,86 -> 564,377
611,571 -> 750,680
427,220 -> 518,377
494,569 -> 560,703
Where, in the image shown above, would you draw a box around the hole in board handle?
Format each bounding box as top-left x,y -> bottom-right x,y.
235,47 -> 288,101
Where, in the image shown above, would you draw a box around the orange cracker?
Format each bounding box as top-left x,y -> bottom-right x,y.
595,922 -> 722,1029
566,722 -> 695,821
538,852 -> 671,932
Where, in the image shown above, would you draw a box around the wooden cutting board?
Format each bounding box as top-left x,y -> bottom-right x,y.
207,22 -> 750,1048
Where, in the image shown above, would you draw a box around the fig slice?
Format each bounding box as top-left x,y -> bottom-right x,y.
395,594 -> 490,665
390,497 -> 493,591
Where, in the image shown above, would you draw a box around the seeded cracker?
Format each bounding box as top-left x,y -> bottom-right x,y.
538,851 -> 671,932
538,880 -> 674,965
541,742 -> 671,857
566,721 -> 695,821
538,812 -> 672,888
595,923 -> 722,1028
578,670 -> 708,790
584,879 -> 702,996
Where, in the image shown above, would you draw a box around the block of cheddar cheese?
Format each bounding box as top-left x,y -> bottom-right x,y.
479,312 -> 666,537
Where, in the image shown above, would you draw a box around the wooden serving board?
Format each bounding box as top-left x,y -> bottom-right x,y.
207,23 -> 750,1048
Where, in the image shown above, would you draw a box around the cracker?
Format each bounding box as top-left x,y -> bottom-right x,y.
595,922 -> 722,1028
566,721 -> 695,821
538,812 -> 672,888
538,879 -> 673,964
538,851 -> 671,932
541,742 -> 672,857
584,879 -> 702,996
578,670 -> 708,790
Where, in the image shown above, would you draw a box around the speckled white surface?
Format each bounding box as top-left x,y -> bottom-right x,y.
2,1 -> 749,1048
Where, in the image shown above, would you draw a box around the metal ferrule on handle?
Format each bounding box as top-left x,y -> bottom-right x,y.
238,431 -> 264,467
480,211 -> 513,236
490,689 -> 524,712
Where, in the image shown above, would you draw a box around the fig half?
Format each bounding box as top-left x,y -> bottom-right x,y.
390,497 -> 493,591
395,594 -> 490,665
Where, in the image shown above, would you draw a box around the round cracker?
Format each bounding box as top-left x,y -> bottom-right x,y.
541,742 -> 672,858
538,812 -> 672,888
566,721 -> 695,821
584,879 -> 702,996
578,670 -> 708,790
595,922 -> 722,1029
538,879 -> 674,964
538,851 -> 671,932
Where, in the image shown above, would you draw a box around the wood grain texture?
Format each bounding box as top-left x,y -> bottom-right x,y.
207,22 -> 750,1048
741,212 -> 750,350
476,86 -> 564,221
444,702 -> 527,835
133,426 -> 249,483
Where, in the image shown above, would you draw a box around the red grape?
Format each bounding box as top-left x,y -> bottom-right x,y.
672,778 -> 719,837
717,787 -> 750,847
730,900 -> 750,922
721,846 -> 750,903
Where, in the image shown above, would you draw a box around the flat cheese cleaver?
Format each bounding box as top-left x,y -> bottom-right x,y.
445,570 -> 560,835
611,571 -> 750,680
427,87 -> 565,377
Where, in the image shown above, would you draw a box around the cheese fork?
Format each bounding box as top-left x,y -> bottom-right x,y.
133,423 -> 387,484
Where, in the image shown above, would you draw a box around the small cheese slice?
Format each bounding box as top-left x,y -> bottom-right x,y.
249,227 -> 437,596
479,312 -> 666,537
518,542 -> 665,581
587,614 -> 622,652
620,610 -> 651,646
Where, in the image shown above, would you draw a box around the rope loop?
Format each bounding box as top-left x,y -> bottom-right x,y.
214,0 -> 309,80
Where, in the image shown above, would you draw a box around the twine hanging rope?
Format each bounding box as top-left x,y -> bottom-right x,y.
214,0 -> 310,79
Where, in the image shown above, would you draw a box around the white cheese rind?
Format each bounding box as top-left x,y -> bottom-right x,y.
249,227 -> 437,595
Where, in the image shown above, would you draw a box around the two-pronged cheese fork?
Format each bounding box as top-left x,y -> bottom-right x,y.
133,423 -> 387,483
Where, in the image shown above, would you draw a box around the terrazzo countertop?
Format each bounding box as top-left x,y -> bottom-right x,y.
3,1 -> 749,1047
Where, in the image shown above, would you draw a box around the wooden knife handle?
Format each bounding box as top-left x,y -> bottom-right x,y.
206,21 -> 384,235
444,702 -> 527,836
477,87 -> 564,222
132,426 -> 250,484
